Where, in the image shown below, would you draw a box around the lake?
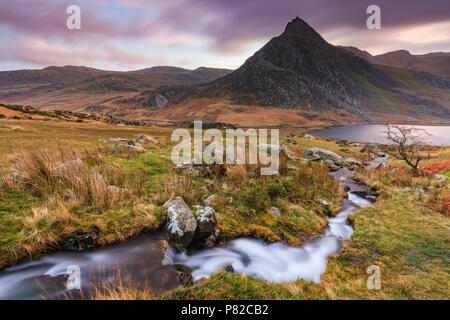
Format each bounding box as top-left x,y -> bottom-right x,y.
310,124 -> 450,146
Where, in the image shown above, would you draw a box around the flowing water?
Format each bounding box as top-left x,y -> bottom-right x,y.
0,233 -> 180,299
172,193 -> 371,283
0,158 -> 382,299
310,124 -> 450,146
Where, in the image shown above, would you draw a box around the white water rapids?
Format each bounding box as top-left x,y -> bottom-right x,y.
172,193 -> 372,283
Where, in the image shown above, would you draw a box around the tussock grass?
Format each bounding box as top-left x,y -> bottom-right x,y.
6,147 -> 142,209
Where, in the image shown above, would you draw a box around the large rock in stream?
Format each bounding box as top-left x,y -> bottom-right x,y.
164,197 -> 197,249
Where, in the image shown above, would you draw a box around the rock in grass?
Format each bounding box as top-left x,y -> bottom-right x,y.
315,199 -> 329,206
324,159 -> 340,171
164,197 -> 197,249
112,143 -> 145,153
192,206 -> 217,238
304,147 -> 345,166
345,158 -> 362,167
303,134 -> 317,140
51,159 -> 83,172
257,143 -> 294,160
203,194 -> 217,206
434,174 -> 449,181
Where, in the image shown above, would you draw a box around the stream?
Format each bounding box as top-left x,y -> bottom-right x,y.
0,157 -> 385,300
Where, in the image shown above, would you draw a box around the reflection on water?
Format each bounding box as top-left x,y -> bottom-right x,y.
310,124 -> 450,146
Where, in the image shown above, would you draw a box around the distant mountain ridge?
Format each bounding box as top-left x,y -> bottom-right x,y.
340,46 -> 450,79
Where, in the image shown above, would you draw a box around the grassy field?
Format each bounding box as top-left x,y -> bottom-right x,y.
0,119 -> 448,299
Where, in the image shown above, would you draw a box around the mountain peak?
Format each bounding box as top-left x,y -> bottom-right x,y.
281,17 -> 326,46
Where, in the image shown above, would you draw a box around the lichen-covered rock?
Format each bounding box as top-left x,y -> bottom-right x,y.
304,147 -> 345,165
164,197 -> 197,249
324,159 -> 340,171
192,206 -> 217,237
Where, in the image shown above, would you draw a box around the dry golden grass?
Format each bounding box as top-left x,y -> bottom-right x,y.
5,147 -> 142,209
226,164 -> 248,185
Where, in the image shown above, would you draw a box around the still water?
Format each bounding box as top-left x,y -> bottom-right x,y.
310,124 -> 450,146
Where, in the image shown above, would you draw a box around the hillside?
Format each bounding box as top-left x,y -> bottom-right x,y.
0,66 -> 232,112
340,47 -> 450,79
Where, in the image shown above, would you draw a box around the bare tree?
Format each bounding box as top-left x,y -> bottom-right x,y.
385,124 -> 431,174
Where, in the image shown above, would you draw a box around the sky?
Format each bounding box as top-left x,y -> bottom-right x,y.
0,0 -> 449,71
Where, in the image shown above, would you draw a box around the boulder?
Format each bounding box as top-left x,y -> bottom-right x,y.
192,206 -> 217,238
135,135 -> 157,144
304,148 -> 345,166
285,138 -> 297,144
303,134 -> 317,140
434,174 -> 449,181
164,197 -> 197,249
345,158 -> 363,167
203,194 -> 217,206
112,143 -> 145,153
324,159 -> 340,171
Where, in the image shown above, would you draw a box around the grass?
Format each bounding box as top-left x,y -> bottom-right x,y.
0,118 -> 448,300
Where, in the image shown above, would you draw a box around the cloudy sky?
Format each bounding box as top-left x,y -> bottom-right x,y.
0,0 -> 449,71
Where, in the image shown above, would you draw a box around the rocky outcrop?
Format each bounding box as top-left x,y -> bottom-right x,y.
164,197 -> 197,249
304,147 -> 345,165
